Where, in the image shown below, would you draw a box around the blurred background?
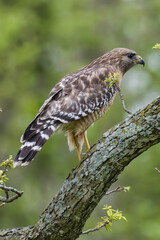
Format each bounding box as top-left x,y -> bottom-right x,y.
0,0 -> 160,239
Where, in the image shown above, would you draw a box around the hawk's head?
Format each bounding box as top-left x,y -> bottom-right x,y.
107,48 -> 145,74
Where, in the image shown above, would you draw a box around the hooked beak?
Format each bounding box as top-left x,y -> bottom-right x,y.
134,55 -> 145,66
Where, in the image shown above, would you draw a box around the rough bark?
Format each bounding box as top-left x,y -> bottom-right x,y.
1,97 -> 160,240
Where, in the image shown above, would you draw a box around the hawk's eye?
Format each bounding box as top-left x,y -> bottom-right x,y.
127,53 -> 135,59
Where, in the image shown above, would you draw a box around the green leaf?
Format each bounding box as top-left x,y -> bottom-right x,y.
105,221 -> 112,232
103,205 -> 111,210
0,155 -> 13,168
96,204 -> 127,233
122,216 -> 127,222
107,209 -> 113,217
105,72 -> 120,88
124,186 -> 131,192
153,43 -> 160,50
0,170 -> 3,177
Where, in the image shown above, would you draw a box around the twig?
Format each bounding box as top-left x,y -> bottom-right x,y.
82,219 -> 110,234
155,168 -> 160,174
116,85 -> 132,114
0,157 -> 23,206
83,187 -> 128,235
1,161 -> 10,176
0,184 -> 23,203
106,186 -> 126,195
0,202 -> 5,207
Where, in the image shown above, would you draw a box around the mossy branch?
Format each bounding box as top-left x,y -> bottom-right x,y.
0,97 -> 160,240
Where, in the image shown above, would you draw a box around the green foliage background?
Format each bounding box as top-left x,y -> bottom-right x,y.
0,0 -> 160,239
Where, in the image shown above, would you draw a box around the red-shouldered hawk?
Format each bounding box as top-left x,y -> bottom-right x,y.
14,48 -> 144,167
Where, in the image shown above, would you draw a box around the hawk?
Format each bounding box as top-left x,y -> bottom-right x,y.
14,48 -> 145,167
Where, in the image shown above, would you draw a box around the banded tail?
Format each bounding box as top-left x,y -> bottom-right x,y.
14,119 -> 60,167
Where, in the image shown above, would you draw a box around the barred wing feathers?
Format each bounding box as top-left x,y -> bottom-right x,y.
14,65 -> 119,167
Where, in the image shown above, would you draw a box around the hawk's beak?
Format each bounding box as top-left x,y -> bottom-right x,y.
134,55 -> 145,66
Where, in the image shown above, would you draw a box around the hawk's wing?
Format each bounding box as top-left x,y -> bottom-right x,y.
22,65 -> 118,141
14,65 -> 119,166
22,66 -> 116,141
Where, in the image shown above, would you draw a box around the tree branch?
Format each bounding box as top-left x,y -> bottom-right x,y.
0,97 -> 160,240
105,186 -> 128,195
0,184 -> 23,204
82,220 -> 110,235
116,85 -> 132,114
155,168 -> 160,174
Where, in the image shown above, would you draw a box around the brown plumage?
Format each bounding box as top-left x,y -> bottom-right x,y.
14,48 -> 145,167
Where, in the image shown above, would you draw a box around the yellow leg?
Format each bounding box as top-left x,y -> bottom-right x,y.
83,131 -> 90,152
75,139 -> 81,162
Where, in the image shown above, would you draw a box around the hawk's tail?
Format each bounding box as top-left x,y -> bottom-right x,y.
14,124 -> 59,167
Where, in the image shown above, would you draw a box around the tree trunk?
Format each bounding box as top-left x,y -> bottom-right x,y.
1,97 -> 160,240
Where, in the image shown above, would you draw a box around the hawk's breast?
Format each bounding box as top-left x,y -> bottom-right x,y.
61,89 -> 117,136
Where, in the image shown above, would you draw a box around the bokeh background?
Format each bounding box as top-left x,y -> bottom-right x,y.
0,0 -> 160,239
